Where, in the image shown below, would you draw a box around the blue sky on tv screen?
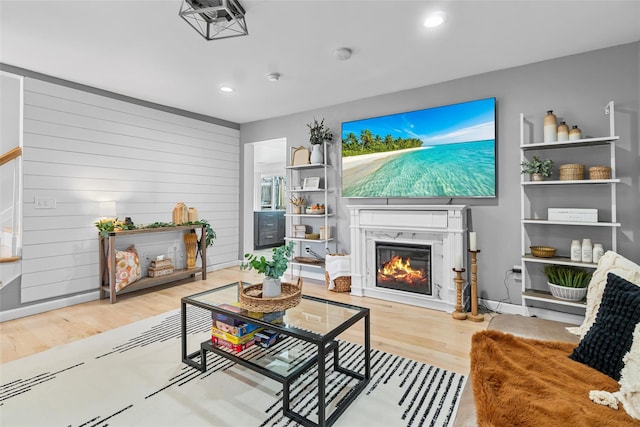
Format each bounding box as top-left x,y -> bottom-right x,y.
342,98 -> 495,146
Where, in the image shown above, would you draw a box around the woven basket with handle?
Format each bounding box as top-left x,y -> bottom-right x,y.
238,277 -> 302,312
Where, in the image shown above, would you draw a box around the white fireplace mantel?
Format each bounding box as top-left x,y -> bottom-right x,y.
348,205 -> 468,312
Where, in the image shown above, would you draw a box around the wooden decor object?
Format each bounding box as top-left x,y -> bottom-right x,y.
468,249 -> 484,322
291,146 -> 310,166
452,268 -> 467,320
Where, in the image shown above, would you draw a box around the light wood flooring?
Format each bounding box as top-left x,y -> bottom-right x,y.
0,267 -> 491,374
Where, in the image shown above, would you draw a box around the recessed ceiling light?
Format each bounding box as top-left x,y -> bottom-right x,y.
424,11 -> 446,28
220,86 -> 234,93
333,47 -> 352,61
266,73 -> 280,82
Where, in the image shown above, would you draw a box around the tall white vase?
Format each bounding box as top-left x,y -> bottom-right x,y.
310,144 -> 324,164
262,277 -> 281,298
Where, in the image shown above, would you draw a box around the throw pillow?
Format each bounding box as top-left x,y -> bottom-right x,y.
569,273 -> 640,380
568,251 -> 640,338
114,245 -> 141,292
589,322 -> 640,420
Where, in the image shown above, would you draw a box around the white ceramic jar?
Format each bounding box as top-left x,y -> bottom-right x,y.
570,240 -> 581,262
581,238 -> 593,263
593,244 -> 604,263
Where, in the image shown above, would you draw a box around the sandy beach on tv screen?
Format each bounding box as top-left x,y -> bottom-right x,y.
342,147 -> 426,189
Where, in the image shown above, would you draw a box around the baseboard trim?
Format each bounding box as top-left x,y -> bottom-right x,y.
479,299 -> 526,316
0,291 -> 101,322
1,262 -> 241,322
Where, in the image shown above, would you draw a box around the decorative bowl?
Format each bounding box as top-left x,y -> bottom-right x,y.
305,207 -> 325,215
530,246 -> 556,258
548,282 -> 587,301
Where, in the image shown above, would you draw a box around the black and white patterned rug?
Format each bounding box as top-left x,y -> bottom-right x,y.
0,307 -> 466,427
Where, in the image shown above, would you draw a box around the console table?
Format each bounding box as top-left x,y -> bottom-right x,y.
181,282 -> 370,427
99,225 -> 206,303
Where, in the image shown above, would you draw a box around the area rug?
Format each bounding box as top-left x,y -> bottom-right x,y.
1,307 -> 466,427
470,330 -> 638,427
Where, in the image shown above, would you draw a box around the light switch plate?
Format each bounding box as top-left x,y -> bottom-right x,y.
34,196 -> 56,209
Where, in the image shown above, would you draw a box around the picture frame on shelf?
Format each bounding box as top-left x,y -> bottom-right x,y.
291,146 -> 310,166
303,177 -> 320,190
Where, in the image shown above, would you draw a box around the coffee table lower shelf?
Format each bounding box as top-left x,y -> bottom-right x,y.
184,338 -> 369,427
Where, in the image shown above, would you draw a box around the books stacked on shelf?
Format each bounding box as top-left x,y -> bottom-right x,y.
211,303 -> 287,352
148,258 -> 174,277
293,225 -> 307,238
211,303 -> 263,352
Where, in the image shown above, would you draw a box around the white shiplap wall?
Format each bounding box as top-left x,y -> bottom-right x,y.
21,78 -> 240,303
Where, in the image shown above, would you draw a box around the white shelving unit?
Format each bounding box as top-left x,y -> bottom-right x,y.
285,141 -> 335,276
519,101 -> 619,317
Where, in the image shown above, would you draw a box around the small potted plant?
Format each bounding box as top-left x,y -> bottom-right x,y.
241,241 -> 295,297
543,264 -> 592,301
521,156 -> 554,181
307,118 -> 333,164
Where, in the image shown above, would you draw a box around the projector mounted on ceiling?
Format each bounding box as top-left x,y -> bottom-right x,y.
179,0 -> 248,41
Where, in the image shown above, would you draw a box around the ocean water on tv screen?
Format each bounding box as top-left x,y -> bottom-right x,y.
342,139 -> 495,198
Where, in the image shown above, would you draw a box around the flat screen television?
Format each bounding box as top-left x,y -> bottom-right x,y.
341,97 -> 496,198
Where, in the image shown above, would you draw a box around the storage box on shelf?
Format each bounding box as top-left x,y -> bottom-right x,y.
519,101 -> 620,318
284,140 -> 335,275
98,224 -> 206,303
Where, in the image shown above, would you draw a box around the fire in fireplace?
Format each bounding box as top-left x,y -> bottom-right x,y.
376,242 -> 431,295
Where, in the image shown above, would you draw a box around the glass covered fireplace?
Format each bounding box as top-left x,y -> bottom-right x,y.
376,242 -> 432,296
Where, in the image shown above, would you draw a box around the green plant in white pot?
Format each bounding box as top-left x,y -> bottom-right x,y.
241,241 -> 295,297
307,118 -> 333,164
521,156 -> 554,181
543,264 -> 592,301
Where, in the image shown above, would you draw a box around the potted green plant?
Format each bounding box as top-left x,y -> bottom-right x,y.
521,156 -> 554,181
543,264 -> 592,301
307,118 -> 333,164
241,241 -> 295,297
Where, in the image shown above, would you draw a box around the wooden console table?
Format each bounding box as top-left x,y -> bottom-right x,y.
99,225 -> 206,303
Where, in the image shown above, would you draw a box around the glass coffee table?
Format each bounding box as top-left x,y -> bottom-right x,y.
181,282 -> 370,427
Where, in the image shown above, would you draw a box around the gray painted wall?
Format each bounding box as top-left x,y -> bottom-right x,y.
240,42 -> 640,305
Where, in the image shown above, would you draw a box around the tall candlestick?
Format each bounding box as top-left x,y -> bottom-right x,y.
452,267 -> 467,320
469,232 -> 477,251
454,255 -> 462,270
468,249 -> 484,322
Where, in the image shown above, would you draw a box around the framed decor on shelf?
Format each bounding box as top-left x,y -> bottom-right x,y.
291,146 -> 310,166
303,177 -> 320,190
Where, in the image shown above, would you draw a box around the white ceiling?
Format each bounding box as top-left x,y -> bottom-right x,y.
1,0 -> 639,125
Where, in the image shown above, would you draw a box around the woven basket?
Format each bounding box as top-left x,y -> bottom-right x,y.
588,166 -> 611,180
548,282 -> 587,301
325,272 -> 351,292
559,164 -> 585,180
530,246 -> 556,258
238,278 -> 302,312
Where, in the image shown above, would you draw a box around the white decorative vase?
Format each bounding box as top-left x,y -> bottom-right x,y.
262,277 -> 281,298
310,144 -> 324,164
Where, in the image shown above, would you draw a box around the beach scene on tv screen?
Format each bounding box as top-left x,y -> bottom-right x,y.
341,98 -> 496,198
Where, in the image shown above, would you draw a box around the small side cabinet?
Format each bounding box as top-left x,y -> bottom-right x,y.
253,211 -> 285,249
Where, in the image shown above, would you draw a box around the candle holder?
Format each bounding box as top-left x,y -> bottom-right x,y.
452,268 -> 467,320
468,249 -> 484,322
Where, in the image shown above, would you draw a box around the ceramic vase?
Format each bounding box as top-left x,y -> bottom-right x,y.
531,173 -> 544,181
557,121 -> 569,141
543,110 -> 558,142
569,125 -> 582,140
310,144 -> 324,164
263,277 -> 282,298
